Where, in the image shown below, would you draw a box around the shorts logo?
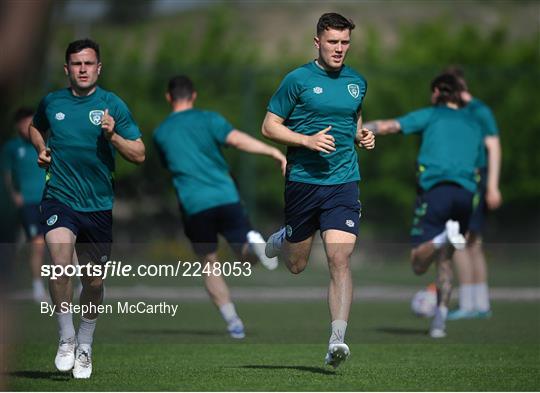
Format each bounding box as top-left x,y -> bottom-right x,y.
46,214 -> 58,226
55,112 -> 65,121
345,220 -> 355,228
89,110 -> 105,126
347,84 -> 360,98
286,225 -> 293,238
100,255 -> 109,263
313,86 -> 323,94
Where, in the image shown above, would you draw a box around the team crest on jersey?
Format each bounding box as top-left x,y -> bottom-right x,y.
347,84 -> 360,98
89,110 -> 105,126
55,112 -> 65,121
46,214 -> 58,226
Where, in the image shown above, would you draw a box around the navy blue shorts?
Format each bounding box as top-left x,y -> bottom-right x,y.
183,202 -> 252,256
468,167 -> 487,234
284,181 -> 361,243
410,183 -> 474,247
41,198 -> 113,264
20,204 -> 44,239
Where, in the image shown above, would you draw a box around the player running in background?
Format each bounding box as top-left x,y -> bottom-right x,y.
29,39 -> 145,378
262,13 -> 375,367
2,107 -> 47,302
364,73 -> 483,338
154,75 -> 286,339
444,66 -> 502,320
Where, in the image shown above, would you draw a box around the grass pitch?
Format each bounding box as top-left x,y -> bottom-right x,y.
6,300 -> 540,391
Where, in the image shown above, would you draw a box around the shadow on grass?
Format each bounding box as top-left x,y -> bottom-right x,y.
240,365 -> 336,375
9,370 -> 71,381
376,326 -> 427,336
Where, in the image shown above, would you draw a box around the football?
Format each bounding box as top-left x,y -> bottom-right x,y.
411,284 -> 437,317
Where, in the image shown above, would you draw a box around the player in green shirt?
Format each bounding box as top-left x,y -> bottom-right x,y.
444,66 -> 502,321
262,13 -> 375,368
2,107 -> 46,302
29,39 -> 145,379
154,75 -> 286,339
364,73 -> 483,338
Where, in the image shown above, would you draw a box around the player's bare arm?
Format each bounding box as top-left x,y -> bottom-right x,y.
226,129 -> 287,176
262,111 -> 336,153
29,123 -> 51,168
484,135 -> 502,209
363,119 -> 402,135
101,109 -> 145,164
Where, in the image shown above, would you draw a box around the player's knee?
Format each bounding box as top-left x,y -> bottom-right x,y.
81,276 -> 103,293
411,260 -> 428,276
286,257 -> 308,274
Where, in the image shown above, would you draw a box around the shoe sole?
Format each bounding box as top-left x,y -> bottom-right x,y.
429,329 -> 447,338
325,345 -> 350,368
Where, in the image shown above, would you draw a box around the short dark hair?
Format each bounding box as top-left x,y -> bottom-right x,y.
13,107 -> 34,123
431,73 -> 464,107
65,38 -> 100,64
167,75 -> 195,101
443,65 -> 468,92
317,13 -> 355,36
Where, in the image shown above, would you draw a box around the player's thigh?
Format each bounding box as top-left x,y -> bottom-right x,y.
321,229 -> 356,266
283,233 -> 316,268
183,207 -> 219,256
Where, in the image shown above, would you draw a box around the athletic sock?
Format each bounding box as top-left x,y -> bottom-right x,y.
458,284 -> 475,312
473,283 -> 491,312
431,230 -> 448,249
329,320 -> 347,344
219,302 -> 239,324
77,317 -> 97,347
56,312 -> 76,342
33,279 -> 46,298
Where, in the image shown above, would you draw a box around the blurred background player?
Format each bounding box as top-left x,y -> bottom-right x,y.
364,73 -> 483,338
262,13 -> 375,367
445,66 -> 502,320
153,75 -> 286,339
2,107 -> 47,302
29,38 -> 145,378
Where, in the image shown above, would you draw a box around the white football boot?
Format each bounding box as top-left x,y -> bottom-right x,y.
430,306 -> 448,338
264,227 -> 286,259
324,343 -> 350,368
54,337 -> 76,372
227,317 -> 245,339
73,344 -> 92,379
247,230 -> 278,270
445,220 -> 466,250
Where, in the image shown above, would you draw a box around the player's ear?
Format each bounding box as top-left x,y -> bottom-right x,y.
191,91 -> 197,102
314,36 -> 320,49
63,63 -> 69,76
165,92 -> 172,104
97,62 -> 102,75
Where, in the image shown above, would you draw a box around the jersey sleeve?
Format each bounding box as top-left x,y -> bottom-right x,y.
32,96 -> 51,132
397,107 -> 434,135
475,105 -> 499,137
0,141 -> 14,172
209,112 -> 234,145
267,70 -> 304,119
108,94 -> 142,141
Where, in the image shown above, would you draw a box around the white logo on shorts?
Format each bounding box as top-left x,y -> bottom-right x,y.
89,110 -> 105,126
313,86 -> 323,94
46,214 -> 58,226
55,112 -> 65,121
345,219 -> 355,228
286,225 -> 293,238
347,84 -> 360,98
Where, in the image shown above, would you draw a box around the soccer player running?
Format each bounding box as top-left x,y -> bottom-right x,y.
262,13 -> 375,368
2,108 -> 47,302
444,66 -> 502,320
153,75 -> 286,339
29,39 -> 145,378
364,73 -> 483,338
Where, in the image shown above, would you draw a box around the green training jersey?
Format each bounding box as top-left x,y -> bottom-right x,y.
268,61 -> 367,185
464,98 -> 499,168
1,136 -> 45,205
153,109 -> 240,216
397,105 -> 483,193
33,87 -> 141,212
